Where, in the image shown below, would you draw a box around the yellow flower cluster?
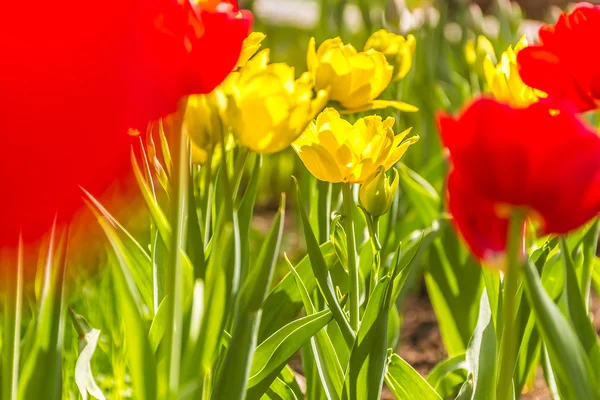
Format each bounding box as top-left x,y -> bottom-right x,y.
184,29 -> 419,169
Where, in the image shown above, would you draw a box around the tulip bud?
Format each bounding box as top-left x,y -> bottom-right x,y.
465,35 -> 495,68
359,166 -> 399,217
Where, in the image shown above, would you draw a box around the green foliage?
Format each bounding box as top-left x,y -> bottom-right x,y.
2,2 -> 600,400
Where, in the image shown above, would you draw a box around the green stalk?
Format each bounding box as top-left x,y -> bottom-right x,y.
1,239 -> 23,400
342,182 -> 360,331
497,210 -> 525,400
164,105 -> 189,398
317,180 -> 332,244
201,150 -> 213,248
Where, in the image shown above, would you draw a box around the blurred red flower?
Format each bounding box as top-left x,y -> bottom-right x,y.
0,0 -> 252,246
517,3 -> 600,112
437,98 -> 600,262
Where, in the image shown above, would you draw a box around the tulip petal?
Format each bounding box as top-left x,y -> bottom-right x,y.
340,100 -> 418,114
447,171 -> 509,265
296,145 -> 344,183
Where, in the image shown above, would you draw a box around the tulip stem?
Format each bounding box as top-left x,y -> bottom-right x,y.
497,210 -> 525,400
342,182 -> 360,331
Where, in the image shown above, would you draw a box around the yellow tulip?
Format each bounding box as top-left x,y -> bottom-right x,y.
359,166 -> 399,216
483,36 -> 545,108
236,31 -> 266,69
292,108 -> 419,183
307,37 -> 416,113
465,35 -> 495,68
226,49 -> 328,154
185,91 -> 229,164
364,29 -> 416,80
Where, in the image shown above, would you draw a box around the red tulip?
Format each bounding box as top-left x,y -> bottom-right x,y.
0,0 -> 252,246
517,3 -> 600,112
437,98 -> 600,262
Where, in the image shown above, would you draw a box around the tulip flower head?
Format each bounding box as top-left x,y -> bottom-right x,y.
226,49 -> 328,154
364,29 -> 416,80
186,92 -> 228,164
307,37 -> 394,110
465,35 -> 495,69
359,166 -> 399,216
517,3 -> 600,112
437,98 -> 600,267
0,0 -> 252,246
484,36 -> 544,108
185,30 -> 265,164
292,108 -> 419,183
236,31 -> 266,69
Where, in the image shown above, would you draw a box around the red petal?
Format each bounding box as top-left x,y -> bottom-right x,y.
447,171 -> 509,261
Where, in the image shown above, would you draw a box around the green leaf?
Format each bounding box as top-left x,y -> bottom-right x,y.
425,218 -> 483,356
342,276 -> 391,400
106,248 -> 157,400
237,154 -> 262,280
259,242 -> 338,341
522,260 -> 599,400
1,239 -> 24,400
262,377 -> 300,400
293,177 -> 355,346
559,238 -> 600,377
183,222 -> 236,382
83,190 -> 154,314
385,353 -> 442,400
246,309 -> 334,398
69,310 -> 106,400
212,195 -> 286,400
466,290 -> 496,400
131,150 -> 172,248
287,256 -> 344,399
398,163 -> 441,227
148,298 -> 169,353
18,227 -> 68,400
426,355 -> 467,398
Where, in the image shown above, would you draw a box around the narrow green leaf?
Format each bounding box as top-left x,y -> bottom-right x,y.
426,354 -> 467,396
293,177 -> 355,346
83,190 -> 154,314
425,218 -> 483,356
183,222 -> 235,382
398,164 -> 440,227
287,256 -> 344,399
522,260 -> 599,400
131,150 -> 172,247
259,242 -> 337,341
342,276 -> 391,400
385,353 -> 442,400
237,154 -> 262,281
262,377 -> 300,400
1,238 -> 23,400
105,245 -> 157,400
246,309 -> 334,397
148,298 -> 169,353
18,226 -> 68,400
212,195 -> 286,400
559,238 -> 600,376
466,290 -> 496,400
